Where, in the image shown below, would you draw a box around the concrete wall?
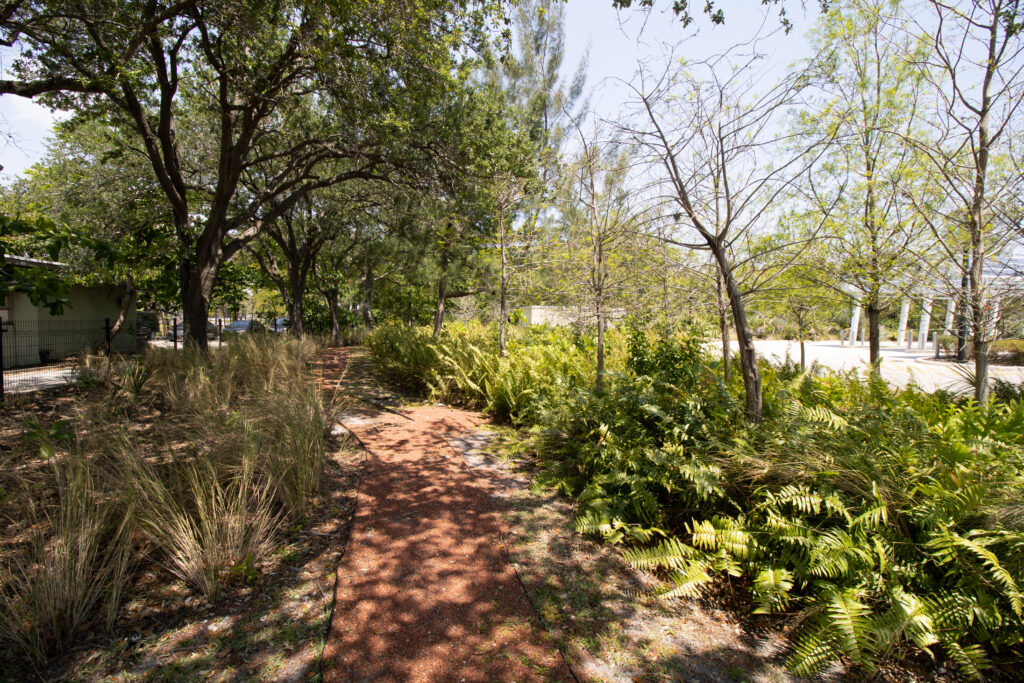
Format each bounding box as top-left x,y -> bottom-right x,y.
519,306 -> 580,327
2,284 -> 136,368
517,305 -> 627,328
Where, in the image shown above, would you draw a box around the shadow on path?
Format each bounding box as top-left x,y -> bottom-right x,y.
320,347 -> 574,683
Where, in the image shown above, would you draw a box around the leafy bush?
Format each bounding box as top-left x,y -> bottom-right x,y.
369,321 -> 1024,678
368,322 -> 596,425
987,339 -> 1024,365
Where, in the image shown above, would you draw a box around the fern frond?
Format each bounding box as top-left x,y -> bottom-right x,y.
622,537 -> 698,572
944,641 -> 990,680
654,561 -> 713,599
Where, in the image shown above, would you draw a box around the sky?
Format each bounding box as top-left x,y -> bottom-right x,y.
0,1 -> 821,184
560,0 -> 817,120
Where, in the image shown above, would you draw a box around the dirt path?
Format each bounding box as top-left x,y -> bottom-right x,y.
320,347 -> 575,682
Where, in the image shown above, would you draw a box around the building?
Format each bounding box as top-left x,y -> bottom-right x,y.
517,305 -> 627,327
1,256 -> 137,368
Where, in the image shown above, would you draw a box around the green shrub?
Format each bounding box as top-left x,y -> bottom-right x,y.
369,321 -> 1024,678
988,339 -> 1024,365
367,322 -> 596,424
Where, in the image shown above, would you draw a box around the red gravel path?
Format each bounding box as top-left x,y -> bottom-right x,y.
321,348 -> 575,682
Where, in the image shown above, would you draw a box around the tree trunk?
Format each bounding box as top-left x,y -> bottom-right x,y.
362,265 -> 375,330
957,250 -> 970,362
499,229 -> 508,357
288,270 -> 306,338
181,250 -> 220,350
595,296 -> 605,394
970,237 -> 988,403
108,274 -> 137,342
433,247 -> 450,339
716,267 -> 731,382
974,340 -> 990,402
324,288 -> 340,346
867,301 -> 881,366
800,338 -> 806,370
713,247 -> 761,422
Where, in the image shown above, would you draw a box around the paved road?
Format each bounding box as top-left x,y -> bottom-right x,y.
2,363 -> 78,394
744,339 -> 1024,394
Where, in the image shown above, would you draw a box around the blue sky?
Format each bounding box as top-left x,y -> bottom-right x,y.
0,1 -> 819,183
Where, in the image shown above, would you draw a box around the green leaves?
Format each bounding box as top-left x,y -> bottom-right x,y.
369,320 -> 1024,679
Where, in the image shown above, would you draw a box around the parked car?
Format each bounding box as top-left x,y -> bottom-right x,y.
270,317 -> 290,333
223,319 -> 266,336
166,321 -> 218,340
136,311 -> 160,340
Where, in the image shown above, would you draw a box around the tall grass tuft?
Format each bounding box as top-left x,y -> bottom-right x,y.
0,458 -> 134,667
126,451 -> 278,601
1,334 -> 329,670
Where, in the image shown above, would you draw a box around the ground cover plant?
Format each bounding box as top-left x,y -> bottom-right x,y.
0,336 -> 347,677
368,321 -> 1024,679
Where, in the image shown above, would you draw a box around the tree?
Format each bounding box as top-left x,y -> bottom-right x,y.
0,214 -> 77,314
800,0 -> 932,365
484,0 -> 587,352
2,118 -> 179,336
623,47 -> 828,422
558,122 -> 643,393
907,0 -> 1024,402
1,0 -> 504,348
249,184 -> 370,337
610,0 -> 829,32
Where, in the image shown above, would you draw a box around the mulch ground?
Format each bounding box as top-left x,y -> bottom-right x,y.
320,347 -> 575,682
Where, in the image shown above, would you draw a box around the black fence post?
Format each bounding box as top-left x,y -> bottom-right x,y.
0,322 -> 5,403
218,319 -> 223,349
104,317 -> 111,353
173,317 -> 178,350
273,318 -> 278,333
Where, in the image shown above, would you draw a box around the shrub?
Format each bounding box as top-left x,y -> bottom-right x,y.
988,339 -> 1024,365
369,321 -> 1024,678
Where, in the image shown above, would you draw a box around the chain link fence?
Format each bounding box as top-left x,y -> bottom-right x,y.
0,318 -> 140,397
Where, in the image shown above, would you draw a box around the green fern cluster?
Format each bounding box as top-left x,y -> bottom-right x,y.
367,322 -> 595,424
368,322 -> 1024,678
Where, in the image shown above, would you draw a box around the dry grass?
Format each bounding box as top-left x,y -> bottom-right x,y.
0,458 -> 134,668
0,335 -> 334,673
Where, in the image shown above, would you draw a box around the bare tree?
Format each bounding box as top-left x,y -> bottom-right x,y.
905,0 -> 1024,402
558,121 -> 644,393
621,46 -> 828,422
493,174 -> 530,355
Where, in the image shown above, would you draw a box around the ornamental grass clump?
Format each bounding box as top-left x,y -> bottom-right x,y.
0,334 -> 329,669
0,458 -> 134,668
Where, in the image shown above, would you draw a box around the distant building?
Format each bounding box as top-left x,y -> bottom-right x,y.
1,256 -> 136,368
517,305 -> 626,327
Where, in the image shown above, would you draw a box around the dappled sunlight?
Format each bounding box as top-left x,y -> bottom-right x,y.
323,399 -> 572,681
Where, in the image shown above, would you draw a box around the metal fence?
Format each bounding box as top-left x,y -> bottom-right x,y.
0,318 -> 140,397
0,316 -> 295,398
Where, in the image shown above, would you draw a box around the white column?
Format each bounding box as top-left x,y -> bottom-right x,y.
943,298 -> 956,334
918,297 -> 932,350
849,299 -> 862,349
896,299 -> 911,345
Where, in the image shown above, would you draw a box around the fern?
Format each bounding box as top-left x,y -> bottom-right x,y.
752,567 -> 794,614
